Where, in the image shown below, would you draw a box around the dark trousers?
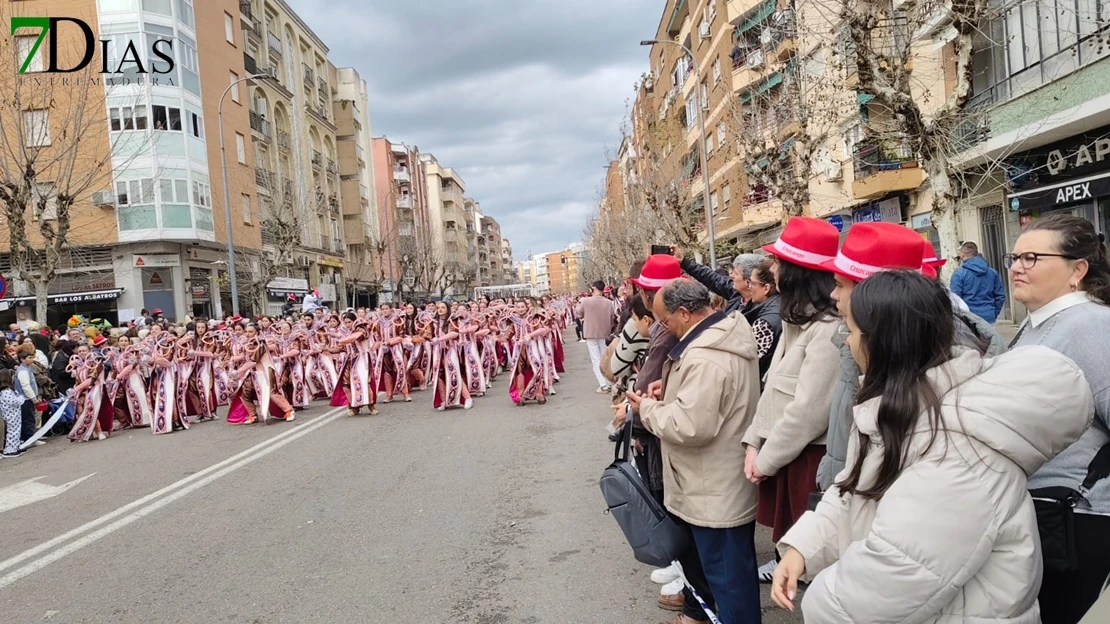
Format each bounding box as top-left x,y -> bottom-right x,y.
1039,513 -> 1110,624
690,521 -> 761,624
20,399 -> 36,442
574,319 -> 583,340
657,497 -> 715,623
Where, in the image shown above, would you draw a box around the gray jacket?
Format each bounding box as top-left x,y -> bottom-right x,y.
816,308 -> 1007,491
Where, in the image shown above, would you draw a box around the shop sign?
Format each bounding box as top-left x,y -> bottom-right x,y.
318,256 -> 344,268
266,277 -> 309,292
133,254 -> 180,267
852,197 -> 902,224
827,215 -> 845,232
1009,170 -> 1110,212
191,284 -> 209,297
911,213 -> 933,230
3,288 -> 124,305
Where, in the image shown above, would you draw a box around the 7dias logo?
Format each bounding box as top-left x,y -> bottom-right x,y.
11,17 -> 174,75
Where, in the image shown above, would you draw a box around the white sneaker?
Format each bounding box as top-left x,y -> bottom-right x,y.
660,578 -> 683,595
651,563 -> 681,585
97,433 -> 107,441
32,440 -> 46,447
463,398 -> 473,410
757,559 -> 777,583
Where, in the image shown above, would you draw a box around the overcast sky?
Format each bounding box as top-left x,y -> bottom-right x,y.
285,0 -> 660,263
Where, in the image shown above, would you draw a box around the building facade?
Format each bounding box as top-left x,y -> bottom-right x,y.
334,67 -> 380,307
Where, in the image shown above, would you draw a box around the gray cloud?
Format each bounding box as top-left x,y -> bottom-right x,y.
286,0 -> 660,263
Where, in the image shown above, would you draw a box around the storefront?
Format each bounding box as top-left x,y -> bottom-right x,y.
1006,124 -> 1110,234
0,270 -> 122,328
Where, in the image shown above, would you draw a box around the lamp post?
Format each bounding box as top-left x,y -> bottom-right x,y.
640,39 -> 717,268
218,73 -> 268,316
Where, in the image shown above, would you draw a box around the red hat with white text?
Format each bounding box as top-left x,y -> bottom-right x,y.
762,217 -> 839,271
631,254 -> 682,291
921,239 -> 948,279
820,222 -> 924,283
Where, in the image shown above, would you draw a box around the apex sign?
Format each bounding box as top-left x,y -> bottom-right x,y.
11,17 -> 174,75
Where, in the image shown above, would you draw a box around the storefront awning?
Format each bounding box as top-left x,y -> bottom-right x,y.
1,288 -> 124,305
739,72 -> 783,104
857,92 -> 875,105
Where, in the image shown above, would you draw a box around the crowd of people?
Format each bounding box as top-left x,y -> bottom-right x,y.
597,213 -> 1109,624
0,297 -> 576,457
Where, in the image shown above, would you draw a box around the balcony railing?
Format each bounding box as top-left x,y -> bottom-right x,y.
393,167 -> 410,183
303,63 -> 315,85
318,77 -> 328,94
359,184 -> 368,199
852,137 -> 917,180
249,111 -> 271,138
311,150 -> 323,168
239,0 -> 253,21
277,129 -> 290,151
244,53 -> 258,75
281,177 -> 294,197
267,31 -> 282,57
328,193 -> 339,210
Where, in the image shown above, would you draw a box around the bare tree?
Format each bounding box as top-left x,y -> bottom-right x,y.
246,166 -> 305,314
0,10 -> 156,321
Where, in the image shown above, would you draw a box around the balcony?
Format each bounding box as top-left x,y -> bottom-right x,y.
396,195 -> 412,209
359,184 -> 368,200
244,53 -> 259,75
249,111 -> 271,139
239,0 -> 253,24
303,63 -> 315,86
317,77 -> 328,95
255,167 -> 273,190
393,167 -> 410,183
277,129 -> 290,151
328,193 -> 339,210
333,238 -> 343,253
267,31 -> 282,57
851,138 -> 927,200
311,150 -> 323,169
355,144 -> 365,164
281,177 -> 294,198
327,159 -> 338,175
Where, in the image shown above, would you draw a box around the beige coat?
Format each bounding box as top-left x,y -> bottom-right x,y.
780,347 -> 1094,623
640,312 -> 761,529
743,315 -> 840,476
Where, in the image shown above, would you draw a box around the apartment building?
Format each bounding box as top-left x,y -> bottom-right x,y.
1,0 -> 261,325
532,254 -> 550,294
422,155 -> 470,296
241,0 -> 348,314
482,216 -> 504,287
500,238 -> 515,284
516,260 -> 536,287
334,68 -> 380,307
370,139 -> 433,302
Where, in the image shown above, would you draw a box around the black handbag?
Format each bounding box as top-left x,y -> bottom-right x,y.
1032,443 -> 1110,572
599,421 -> 690,568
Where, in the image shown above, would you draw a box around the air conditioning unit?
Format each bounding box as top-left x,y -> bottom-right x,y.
265,66 -> 278,78
699,22 -> 711,39
825,161 -> 843,181
747,50 -> 765,68
92,190 -> 116,207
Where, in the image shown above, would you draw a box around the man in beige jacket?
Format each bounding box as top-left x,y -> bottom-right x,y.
628,279 -> 762,624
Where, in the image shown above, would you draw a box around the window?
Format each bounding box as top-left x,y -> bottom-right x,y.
684,94 -> 698,128
241,194 -> 252,224
151,105 -> 183,131
707,131 -> 715,154
224,13 -> 235,44
179,42 -> 198,73
235,133 -> 246,164
712,58 -> 721,83
708,0 -> 717,22
717,122 -> 726,145
142,0 -> 172,15
16,36 -> 43,73
229,72 -> 241,103
192,181 -> 212,208
710,192 -> 720,216
177,0 -> 195,29
23,110 -> 50,147
189,111 -> 203,138
158,179 -> 190,203
109,105 -> 149,131
722,184 -> 731,207
116,179 -> 156,206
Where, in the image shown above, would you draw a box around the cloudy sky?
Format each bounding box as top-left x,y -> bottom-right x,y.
285,0 -> 660,263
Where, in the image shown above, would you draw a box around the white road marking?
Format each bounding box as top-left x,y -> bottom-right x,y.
0,474 -> 96,514
0,407 -> 345,587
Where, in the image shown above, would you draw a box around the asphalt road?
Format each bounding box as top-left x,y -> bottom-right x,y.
0,343 -> 801,624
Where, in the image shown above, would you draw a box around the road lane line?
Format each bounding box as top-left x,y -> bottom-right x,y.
0,474 -> 96,514
0,407 -> 345,578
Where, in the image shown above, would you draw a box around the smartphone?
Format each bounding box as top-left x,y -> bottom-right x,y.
650,244 -> 673,256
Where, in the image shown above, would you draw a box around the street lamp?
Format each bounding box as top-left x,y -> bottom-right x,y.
218,72 -> 269,316
640,39 -> 717,268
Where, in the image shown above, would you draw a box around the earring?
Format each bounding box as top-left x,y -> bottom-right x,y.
1071,282 -> 1078,293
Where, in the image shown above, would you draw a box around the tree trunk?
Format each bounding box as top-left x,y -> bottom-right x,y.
35,278 -> 49,325
926,150 -> 963,275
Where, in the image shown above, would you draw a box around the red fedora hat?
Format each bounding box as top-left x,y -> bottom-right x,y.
631,254 -> 682,291
921,239 -> 947,279
821,222 -> 924,282
762,217 -> 839,271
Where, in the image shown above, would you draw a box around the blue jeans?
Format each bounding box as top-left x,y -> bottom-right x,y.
689,521 -> 761,624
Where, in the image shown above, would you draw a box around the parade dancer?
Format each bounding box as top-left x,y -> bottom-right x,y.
67,346 -> 113,441
378,307 -> 412,403
426,302 -> 471,411
330,313 -> 378,416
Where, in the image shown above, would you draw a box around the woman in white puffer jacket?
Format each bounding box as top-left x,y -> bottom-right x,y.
771,271 -> 1094,623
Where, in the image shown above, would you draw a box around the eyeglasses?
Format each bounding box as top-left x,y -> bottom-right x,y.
1003,252 -> 1077,270
749,279 -> 767,288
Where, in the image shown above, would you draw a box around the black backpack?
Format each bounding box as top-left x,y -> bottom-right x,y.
599,420 -> 689,568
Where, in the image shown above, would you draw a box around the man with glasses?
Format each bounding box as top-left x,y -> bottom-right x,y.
951,241 -> 1007,323
673,248 -> 765,319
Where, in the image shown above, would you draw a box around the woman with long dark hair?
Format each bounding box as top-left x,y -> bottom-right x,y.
746,260 -> 782,386
770,270 -> 1093,623
741,217 -> 841,581
1007,213 -> 1110,623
